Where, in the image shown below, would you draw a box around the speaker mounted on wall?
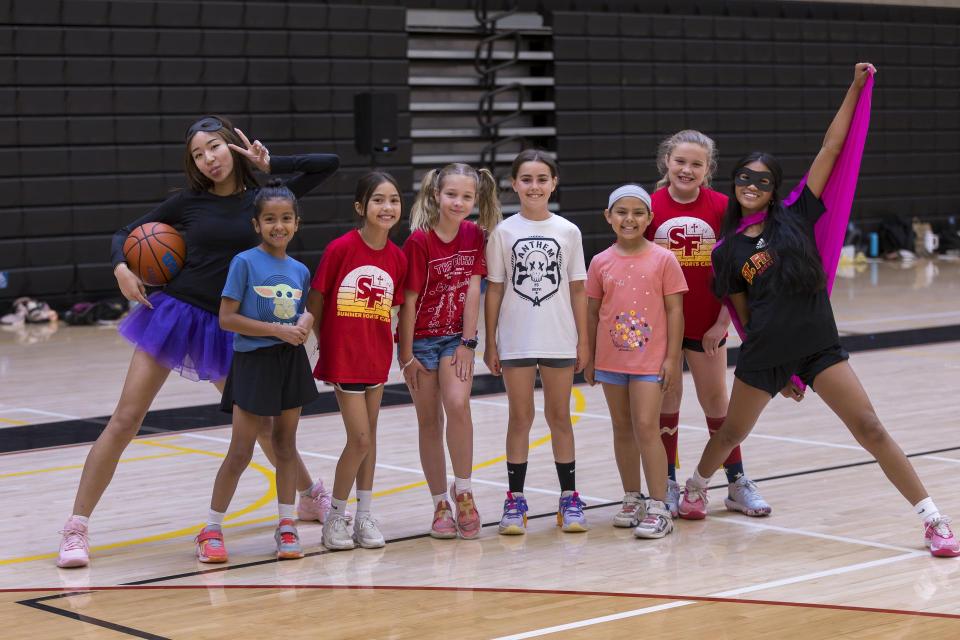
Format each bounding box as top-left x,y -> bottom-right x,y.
354,92 -> 399,155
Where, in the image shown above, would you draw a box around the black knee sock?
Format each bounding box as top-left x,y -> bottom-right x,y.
555,460 -> 576,493
507,461 -> 527,494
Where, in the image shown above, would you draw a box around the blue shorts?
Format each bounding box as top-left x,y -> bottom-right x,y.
595,369 -> 661,386
412,335 -> 462,371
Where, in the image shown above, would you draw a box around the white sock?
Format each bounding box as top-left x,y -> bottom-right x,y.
356,490 -> 373,516
914,497 -> 941,524
432,493 -> 447,508
278,503 -> 295,521
690,469 -> 710,489
69,515 -> 90,526
560,490 -> 574,498
625,491 -> 643,500
206,509 -> 226,528
454,476 -> 471,495
330,497 -> 348,516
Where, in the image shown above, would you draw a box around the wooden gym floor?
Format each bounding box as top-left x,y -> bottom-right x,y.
1,257 -> 959,638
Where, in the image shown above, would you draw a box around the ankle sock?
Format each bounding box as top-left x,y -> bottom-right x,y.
555,460 -> 576,493
507,461 -> 527,494
454,476 -> 471,495
70,515 -> 90,527
432,493 -> 447,508
356,490 -> 373,516
330,497 -> 348,516
691,469 -> 710,489
206,509 -> 226,528
278,503 -> 295,521
915,497 -> 941,524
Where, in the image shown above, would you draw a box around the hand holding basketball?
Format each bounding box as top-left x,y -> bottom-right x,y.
123,223 -> 186,287
229,128 -> 271,173
114,263 -> 152,309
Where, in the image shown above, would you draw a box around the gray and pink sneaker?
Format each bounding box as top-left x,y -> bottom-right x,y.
925,516 -> 960,558
57,516 -> 90,568
297,479 -> 332,523
678,478 -> 709,520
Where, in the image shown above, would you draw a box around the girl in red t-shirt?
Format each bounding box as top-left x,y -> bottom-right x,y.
646,130 -> 771,519
398,163 -> 502,540
306,172 -> 408,551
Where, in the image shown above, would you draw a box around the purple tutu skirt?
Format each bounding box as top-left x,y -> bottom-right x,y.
118,291 -> 233,382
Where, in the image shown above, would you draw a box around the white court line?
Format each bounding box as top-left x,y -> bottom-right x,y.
0,406 -> 85,420
710,517 -> 919,554
492,551 -> 925,639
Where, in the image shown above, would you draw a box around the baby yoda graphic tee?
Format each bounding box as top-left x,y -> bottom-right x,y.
586,244 -> 688,375
311,230 -> 407,384
486,213 -> 587,359
221,247 -> 311,352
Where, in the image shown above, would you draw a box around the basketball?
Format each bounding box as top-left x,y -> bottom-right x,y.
123,222 -> 186,286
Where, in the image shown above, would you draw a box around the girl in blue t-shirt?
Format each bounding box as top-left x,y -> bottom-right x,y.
196,180 -> 319,563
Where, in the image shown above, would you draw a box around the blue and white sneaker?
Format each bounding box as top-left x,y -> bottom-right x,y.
557,491 -> 588,532
498,492 -> 529,535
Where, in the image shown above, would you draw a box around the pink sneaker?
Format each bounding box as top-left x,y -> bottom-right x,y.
430,499 -> 457,539
297,479 -> 332,523
678,478 -> 708,520
925,516 -> 960,558
195,525 -> 228,563
57,516 -> 89,568
450,483 -> 481,540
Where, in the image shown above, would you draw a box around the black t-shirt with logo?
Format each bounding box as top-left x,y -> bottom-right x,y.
726,185 -> 838,370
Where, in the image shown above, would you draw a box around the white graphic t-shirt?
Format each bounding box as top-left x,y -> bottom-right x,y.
486,213 -> 587,359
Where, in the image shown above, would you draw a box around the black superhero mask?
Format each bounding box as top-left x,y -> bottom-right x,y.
734,167 -> 775,192
185,116 -> 224,142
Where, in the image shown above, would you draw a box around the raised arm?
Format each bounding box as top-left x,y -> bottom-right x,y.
806,63 -> 875,198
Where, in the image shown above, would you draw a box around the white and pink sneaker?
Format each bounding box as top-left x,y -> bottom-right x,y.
925,516 -> 960,558
57,516 -> 90,568
678,478 -> 708,520
297,479 -> 333,523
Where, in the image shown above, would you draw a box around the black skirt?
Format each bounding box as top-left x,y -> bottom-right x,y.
220,343 -> 319,416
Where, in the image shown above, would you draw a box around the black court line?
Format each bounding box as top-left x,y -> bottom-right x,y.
18,443 -> 960,637
3,322 -> 959,454
18,593 -> 170,640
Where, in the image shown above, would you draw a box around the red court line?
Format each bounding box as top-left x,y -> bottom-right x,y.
7,585 -> 960,621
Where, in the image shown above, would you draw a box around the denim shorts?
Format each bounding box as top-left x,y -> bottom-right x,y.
412,334 -> 462,371
594,369 -> 661,386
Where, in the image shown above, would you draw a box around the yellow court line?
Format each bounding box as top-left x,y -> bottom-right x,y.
0,452 -> 188,479
0,440 -> 276,566
0,417 -> 29,425
1,387 -> 591,564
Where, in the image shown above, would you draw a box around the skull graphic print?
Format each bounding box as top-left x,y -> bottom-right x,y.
512,237 -> 562,306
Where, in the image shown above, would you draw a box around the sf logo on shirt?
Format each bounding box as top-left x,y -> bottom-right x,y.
511,237 -> 562,306
652,217 -> 715,268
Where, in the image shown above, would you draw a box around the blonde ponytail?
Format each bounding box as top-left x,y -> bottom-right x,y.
475,167 -> 503,233
409,169 -> 440,232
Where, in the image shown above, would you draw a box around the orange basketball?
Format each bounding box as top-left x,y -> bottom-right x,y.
123,223 -> 186,286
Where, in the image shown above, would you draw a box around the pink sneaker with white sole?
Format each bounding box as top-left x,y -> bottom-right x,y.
57,516 -> 90,568
297,479 -> 333,523
925,516 -> 960,558
678,478 -> 708,520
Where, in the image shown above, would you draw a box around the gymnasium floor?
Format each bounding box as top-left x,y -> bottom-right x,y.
1,257 -> 959,638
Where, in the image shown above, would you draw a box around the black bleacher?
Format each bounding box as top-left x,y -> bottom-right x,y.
3,0 -> 411,310
550,2 -> 960,250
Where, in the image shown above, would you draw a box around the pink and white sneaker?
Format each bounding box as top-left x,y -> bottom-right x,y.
430,499 -> 457,539
450,483 -> 482,540
924,516 -> 960,558
297,479 -> 333,523
678,478 -> 709,520
57,516 -> 90,568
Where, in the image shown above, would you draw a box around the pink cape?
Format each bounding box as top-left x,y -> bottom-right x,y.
715,74 -> 874,390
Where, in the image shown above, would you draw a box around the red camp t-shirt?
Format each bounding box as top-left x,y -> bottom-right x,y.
646,187 -> 727,340
402,221 -> 487,339
311,230 -> 407,384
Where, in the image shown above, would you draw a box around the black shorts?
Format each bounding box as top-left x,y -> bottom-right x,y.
500,357 -> 576,368
220,343 -> 319,416
735,343 -> 849,398
682,337 -> 727,352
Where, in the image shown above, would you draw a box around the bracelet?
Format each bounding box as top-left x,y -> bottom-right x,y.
399,357 -> 415,371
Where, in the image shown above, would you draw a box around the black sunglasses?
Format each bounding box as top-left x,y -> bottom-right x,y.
185,117 -> 224,142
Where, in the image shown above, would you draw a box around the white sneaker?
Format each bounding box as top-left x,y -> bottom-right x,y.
634,500 -> 674,539
322,513 -> 356,551
665,479 -> 680,518
353,513 -> 386,549
725,476 -> 772,517
612,493 -> 645,528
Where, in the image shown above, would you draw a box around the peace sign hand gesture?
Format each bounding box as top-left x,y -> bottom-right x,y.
228,128 -> 271,173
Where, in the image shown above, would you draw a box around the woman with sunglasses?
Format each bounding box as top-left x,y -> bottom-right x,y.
57,115 -> 339,568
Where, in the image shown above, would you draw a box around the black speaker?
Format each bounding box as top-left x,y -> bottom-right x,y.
353,92 -> 398,155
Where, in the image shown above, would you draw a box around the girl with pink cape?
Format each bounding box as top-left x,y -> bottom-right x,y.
676,64 -> 958,558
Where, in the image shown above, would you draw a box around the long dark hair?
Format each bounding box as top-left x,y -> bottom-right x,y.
355,171 -> 402,228
183,115 -> 259,193
713,152 -> 826,298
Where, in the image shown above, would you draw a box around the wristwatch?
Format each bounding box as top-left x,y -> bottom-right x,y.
460,336 -> 478,350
